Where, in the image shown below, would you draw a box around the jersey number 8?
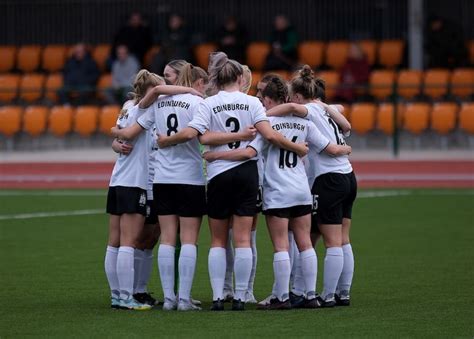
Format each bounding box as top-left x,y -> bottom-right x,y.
167,113 -> 179,136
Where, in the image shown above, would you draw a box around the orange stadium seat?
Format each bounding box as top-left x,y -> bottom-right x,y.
450,68 -> 473,99
423,69 -> 450,99
430,102 -> 458,134
459,103 -> 474,134
92,44 -> 111,71
23,106 -> 48,136
194,43 -> 218,69
97,74 -> 112,99
403,103 -> 430,134
17,45 -> 42,72
74,106 -> 98,136
378,40 -> 404,68
144,45 -> 160,69
99,105 -> 120,135
0,46 -> 17,72
48,106 -> 73,136
369,70 -> 395,100
397,70 -> 422,99
19,73 -> 45,102
0,74 -> 20,102
42,45 -> 67,72
298,40 -> 325,69
317,71 -> 339,100
325,40 -> 349,69
350,103 -> 376,134
246,42 -> 271,71
45,73 -> 63,102
0,106 -> 22,136
376,103 -> 405,135
358,40 -> 377,66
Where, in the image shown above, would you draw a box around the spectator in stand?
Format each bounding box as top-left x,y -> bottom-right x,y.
335,42 -> 370,103
151,14 -> 191,74
216,16 -> 247,64
425,16 -> 468,69
263,15 -> 298,71
105,45 -> 140,104
58,43 -> 100,105
112,11 -> 153,65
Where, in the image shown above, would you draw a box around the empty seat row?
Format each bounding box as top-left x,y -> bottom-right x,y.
1,102 -> 473,138
0,44 -> 112,73
346,102 -> 474,135
0,105 -> 120,137
0,73 -> 112,102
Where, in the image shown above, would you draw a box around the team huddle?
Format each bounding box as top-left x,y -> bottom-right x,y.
104,52 -> 357,311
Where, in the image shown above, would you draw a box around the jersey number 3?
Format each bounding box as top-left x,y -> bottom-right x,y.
226,117 -> 240,149
167,114 -> 179,136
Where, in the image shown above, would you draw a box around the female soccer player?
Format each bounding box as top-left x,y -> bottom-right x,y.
156,52 -> 308,311
163,59 -> 187,85
203,75 -> 351,309
105,70 -> 163,311
111,64 -> 207,311
265,65 -> 357,307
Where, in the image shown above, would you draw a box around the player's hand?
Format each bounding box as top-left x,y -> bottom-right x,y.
344,145 -> 352,155
202,152 -> 217,162
110,126 -> 120,137
295,142 -> 309,158
240,126 -> 257,141
157,134 -> 171,148
120,142 -> 134,155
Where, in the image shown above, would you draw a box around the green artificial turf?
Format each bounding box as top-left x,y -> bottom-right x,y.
1,189 -> 473,338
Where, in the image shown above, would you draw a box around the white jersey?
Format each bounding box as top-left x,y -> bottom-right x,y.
305,103 -> 353,187
189,90 -> 268,181
147,127 -> 158,199
109,102 -> 150,190
138,93 -> 205,185
250,116 -> 330,210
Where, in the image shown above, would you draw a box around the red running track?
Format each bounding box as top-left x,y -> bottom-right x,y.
0,161 -> 473,189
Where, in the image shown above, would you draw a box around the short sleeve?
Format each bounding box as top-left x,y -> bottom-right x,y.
137,106 -> 155,130
251,98 -> 269,125
306,121 -> 330,153
188,100 -> 211,134
248,133 -> 267,155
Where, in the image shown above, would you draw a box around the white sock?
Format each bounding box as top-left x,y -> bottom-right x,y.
133,249 -> 144,294
300,248 -> 318,299
158,244 -> 176,300
273,251 -> 291,301
224,229 -> 234,293
291,251 -> 305,296
136,249 -> 153,293
322,247 -> 344,300
116,246 -> 135,300
337,244 -> 354,294
208,247 -> 226,301
104,246 -> 119,298
178,244 -> 197,301
288,231 -> 295,285
248,230 -> 257,293
234,247 -> 253,301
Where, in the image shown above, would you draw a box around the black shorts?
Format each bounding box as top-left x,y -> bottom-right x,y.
207,160 -> 259,219
256,185 -> 263,213
263,205 -> 312,219
145,199 -> 158,225
106,186 -> 147,216
153,183 -> 206,217
311,171 -> 357,231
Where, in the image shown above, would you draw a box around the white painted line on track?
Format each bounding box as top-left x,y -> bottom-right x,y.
0,209 -> 103,220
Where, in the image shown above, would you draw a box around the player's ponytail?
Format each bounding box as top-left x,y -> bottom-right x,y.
314,77 -> 326,101
262,75 -> 288,104
290,64 -> 316,99
240,65 -> 252,94
207,51 -> 243,95
130,69 -> 164,104
176,63 -> 209,88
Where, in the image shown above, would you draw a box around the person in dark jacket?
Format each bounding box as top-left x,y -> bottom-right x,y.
151,14 -> 191,74
112,12 -> 153,65
263,15 -> 298,71
58,43 -> 100,105
216,16 -> 248,64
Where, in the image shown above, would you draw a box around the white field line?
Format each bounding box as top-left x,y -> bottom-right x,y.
0,209 -> 103,220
